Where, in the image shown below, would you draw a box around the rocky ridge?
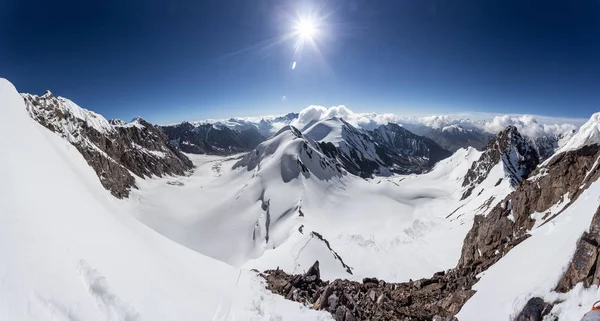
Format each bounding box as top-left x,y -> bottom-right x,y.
23,91 -> 193,198
461,126 -> 539,199
420,125 -> 492,152
262,125 -> 600,321
306,118 -> 453,178
160,121 -> 265,155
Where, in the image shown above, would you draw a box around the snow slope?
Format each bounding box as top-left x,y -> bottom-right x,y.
0,78 -> 330,321
125,121 -> 513,283
457,176 -> 600,321
555,112 -> 600,154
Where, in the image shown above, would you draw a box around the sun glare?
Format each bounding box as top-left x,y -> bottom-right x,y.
295,18 -> 318,40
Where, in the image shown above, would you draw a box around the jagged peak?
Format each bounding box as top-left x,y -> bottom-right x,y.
109,119 -> 125,126
22,91 -> 115,135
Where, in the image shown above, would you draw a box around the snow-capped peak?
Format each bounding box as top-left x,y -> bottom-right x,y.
442,124 -> 466,133
22,93 -> 115,142
303,117 -> 348,144
556,112 -> 600,153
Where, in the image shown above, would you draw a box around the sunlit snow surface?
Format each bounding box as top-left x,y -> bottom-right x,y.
0,78 -> 331,321
125,133 -> 513,283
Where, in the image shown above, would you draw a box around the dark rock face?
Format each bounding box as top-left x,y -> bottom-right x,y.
514,297 -> 554,321
315,121 -> 453,178
459,144 -> 600,271
556,206 -> 600,292
263,261 -> 476,321
160,122 -> 266,155
461,126 -> 539,199
261,137 -> 600,321
527,130 -> 576,162
23,92 -> 193,198
420,126 -> 492,152
372,123 -> 453,169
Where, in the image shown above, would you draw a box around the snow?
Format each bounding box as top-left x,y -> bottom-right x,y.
303,117 -> 345,144
131,142 -> 167,158
124,122 -> 514,284
58,97 -> 115,134
23,92 -> 115,137
556,112 -> 600,154
0,78 -> 331,321
442,124 -> 465,133
113,117 -> 146,129
457,175 -> 600,321
545,284 -> 600,320
184,106 -> 582,139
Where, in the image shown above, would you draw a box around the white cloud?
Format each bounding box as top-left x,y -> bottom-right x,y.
482,115 -> 577,137
191,105 -> 586,138
291,105 -> 582,137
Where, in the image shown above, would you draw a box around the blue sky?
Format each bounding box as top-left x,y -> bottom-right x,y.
1,0 -> 599,124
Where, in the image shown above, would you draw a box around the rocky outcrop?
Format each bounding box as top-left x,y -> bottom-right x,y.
555,205 -> 600,292
459,144 -> 600,270
23,91 -> 193,198
461,126 -> 539,199
514,297 -> 554,321
263,261 -> 475,321
421,125 -> 492,152
309,119 -> 452,178
372,123 -> 453,170
261,139 -> 600,320
160,122 -> 266,155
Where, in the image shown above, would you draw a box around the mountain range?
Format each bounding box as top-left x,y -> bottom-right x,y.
2,81 -> 599,321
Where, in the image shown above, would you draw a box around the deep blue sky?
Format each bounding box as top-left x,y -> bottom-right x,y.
1,0 -> 599,123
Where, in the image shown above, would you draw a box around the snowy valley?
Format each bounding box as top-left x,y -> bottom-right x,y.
3,78 -> 600,321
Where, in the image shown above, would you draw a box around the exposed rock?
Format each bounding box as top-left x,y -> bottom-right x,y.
310,119 -> 453,178
261,139 -> 600,321
371,123 -> 453,169
306,261 -> 321,280
22,92 -> 193,198
459,144 -> 600,272
160,122 -> 266,155
263,261 -> 477,321
555,206 -> 600,292
462,126 -> 539,199
420,125 -> 492,152
514,297 -> 554,321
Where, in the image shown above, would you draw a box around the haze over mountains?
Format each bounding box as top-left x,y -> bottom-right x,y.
3,81 -> 600,321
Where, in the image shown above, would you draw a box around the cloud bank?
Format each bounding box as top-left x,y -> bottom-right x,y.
291,105 -> 582,137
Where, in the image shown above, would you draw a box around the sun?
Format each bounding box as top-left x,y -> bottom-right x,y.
295,18 -> 318,40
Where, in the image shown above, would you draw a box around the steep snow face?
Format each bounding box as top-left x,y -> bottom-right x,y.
303,118 -> 452,177
303,117 -> 345,144
457,174 -> 600,321
234,125 -> 344,182
1,79 -> 331,320
557,112 -> 600,153
304,118 -> 390,176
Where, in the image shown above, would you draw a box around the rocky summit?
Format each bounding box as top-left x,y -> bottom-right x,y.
22,91 -> 193,198
461,125 -> 539,199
